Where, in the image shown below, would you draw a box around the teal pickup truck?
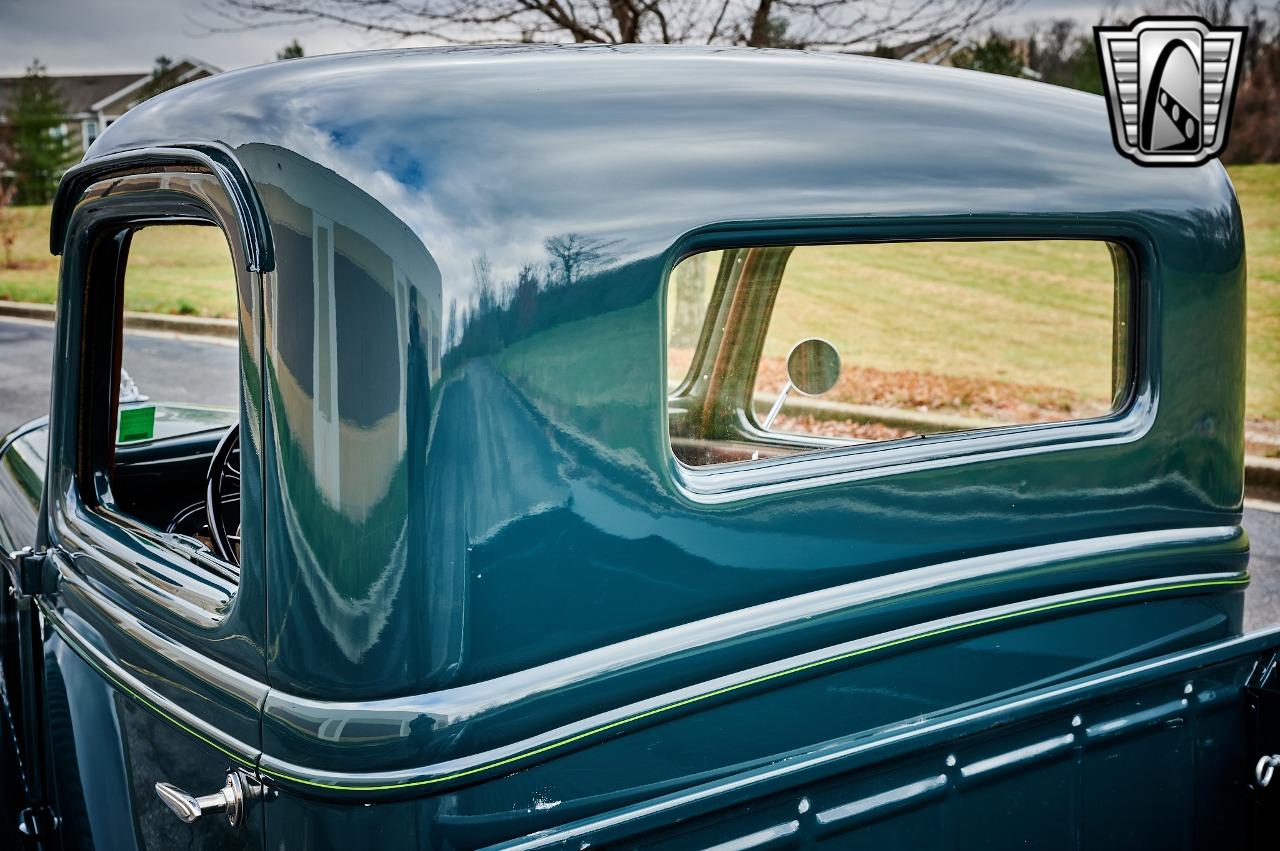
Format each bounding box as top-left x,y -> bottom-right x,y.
1,45 -> 1277,849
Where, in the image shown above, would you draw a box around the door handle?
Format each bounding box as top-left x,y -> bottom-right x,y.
1257,753 -> 1280,788
155,771 -> 257,827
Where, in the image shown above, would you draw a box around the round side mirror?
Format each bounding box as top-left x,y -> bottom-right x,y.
787,338 -> 841,396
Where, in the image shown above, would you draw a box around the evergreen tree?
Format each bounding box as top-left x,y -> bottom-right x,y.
277,40 -> 305,60
8,60 -> 74,205
140,55 -> 177,101
950,32 -> 1025,78
1026,21 -> 1102,95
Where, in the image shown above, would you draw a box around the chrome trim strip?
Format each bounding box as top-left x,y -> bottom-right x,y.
261,526 -> 1246,763
38,597 -> 261,770
814,774 -> 948,831
258,570 -> 1247,795
40,522 -> 1250,798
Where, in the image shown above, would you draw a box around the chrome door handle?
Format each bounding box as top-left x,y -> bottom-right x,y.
155,771 -> 255,827
1257,753 -> 1280,788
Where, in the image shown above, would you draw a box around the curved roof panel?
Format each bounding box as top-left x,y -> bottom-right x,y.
87,44 -> 1232,296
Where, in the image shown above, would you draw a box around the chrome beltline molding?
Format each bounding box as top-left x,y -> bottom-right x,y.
38,543 -> 1247,797
253,570 -> 1248,795
39,598 -> 262,770
265,525 -> 1247,735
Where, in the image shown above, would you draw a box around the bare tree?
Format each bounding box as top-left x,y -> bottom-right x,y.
1167,1 -> 1280,162
1168,2 -> 1280,71
207,0 -> 1013,51
1023,18 -> 1103,93
544,233 -> 617,287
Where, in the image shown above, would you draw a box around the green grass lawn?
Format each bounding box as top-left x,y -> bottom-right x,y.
0,211 -> 236,317
1234,164 -> 1280,423
760,239 -> 1118,411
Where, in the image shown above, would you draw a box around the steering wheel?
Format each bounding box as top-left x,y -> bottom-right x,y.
205,424 -> 241,566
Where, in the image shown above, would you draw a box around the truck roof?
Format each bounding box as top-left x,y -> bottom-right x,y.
88,45 -> 1232,297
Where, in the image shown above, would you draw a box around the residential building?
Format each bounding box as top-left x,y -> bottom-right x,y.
0,57 -> 220,164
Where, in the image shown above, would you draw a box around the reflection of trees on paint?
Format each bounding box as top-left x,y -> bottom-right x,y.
544,233 -> 618,288
443,233 -> 629,366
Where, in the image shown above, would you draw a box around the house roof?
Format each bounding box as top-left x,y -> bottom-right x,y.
0,73 -> 145,116
88,58 -> 223,113
0,58 -> 222,118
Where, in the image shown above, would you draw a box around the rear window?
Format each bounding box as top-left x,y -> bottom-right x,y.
667,240 -> 1132,468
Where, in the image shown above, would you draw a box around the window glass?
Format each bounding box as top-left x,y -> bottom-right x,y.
107,223 -> 242,565
668,240 -> 1130,468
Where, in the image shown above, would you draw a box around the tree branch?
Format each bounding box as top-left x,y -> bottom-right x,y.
202,0 -> 1016,50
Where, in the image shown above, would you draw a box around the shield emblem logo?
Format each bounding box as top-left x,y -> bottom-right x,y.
1095,17 -> 1247,166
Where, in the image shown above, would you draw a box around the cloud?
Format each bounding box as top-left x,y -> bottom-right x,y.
0,0 -> 441,74
1,1 -> 1122,76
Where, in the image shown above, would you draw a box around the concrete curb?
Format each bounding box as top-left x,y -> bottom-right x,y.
121,310 -> 236,339
0,299 -> 235,339
1248,455 -> 1280,498
0,301 -> 58,324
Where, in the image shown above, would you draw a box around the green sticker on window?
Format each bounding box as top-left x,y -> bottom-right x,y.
118,406 -> 156,443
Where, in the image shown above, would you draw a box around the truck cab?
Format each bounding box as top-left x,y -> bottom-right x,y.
1,45 -> 1277,849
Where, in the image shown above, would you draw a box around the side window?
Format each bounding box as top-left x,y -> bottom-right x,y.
668,240 -> 1132,468
101,223 -> 242,568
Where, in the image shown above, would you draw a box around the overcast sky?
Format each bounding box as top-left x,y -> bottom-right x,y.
0,0 -> 1114,76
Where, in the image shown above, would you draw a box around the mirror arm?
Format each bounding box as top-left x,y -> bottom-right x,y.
760,379 -> 794,431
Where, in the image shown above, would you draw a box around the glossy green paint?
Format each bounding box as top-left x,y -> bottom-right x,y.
1,45 -> 1270,849
0,167 -> 269,848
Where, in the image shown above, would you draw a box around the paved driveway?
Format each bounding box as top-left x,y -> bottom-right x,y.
0,316 -> 1277,626
0,317 -> 237,429
1244,504 -> 1280,629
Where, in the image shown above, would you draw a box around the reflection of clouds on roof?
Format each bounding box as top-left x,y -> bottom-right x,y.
96,43 -> 1227,314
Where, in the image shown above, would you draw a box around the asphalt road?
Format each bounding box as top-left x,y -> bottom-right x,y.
0,317 -> 237,430
1245,505 -> 1280,629
0,317 -> 1277,626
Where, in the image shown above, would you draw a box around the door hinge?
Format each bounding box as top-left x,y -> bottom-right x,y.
6,547 -> 50,609
17,805 -> 60,840
5,545 -> 59,847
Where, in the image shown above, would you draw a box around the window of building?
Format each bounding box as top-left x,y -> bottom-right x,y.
668,240 -> 1132,468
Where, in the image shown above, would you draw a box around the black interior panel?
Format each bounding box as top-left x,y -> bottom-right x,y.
111,428 -> 226,534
